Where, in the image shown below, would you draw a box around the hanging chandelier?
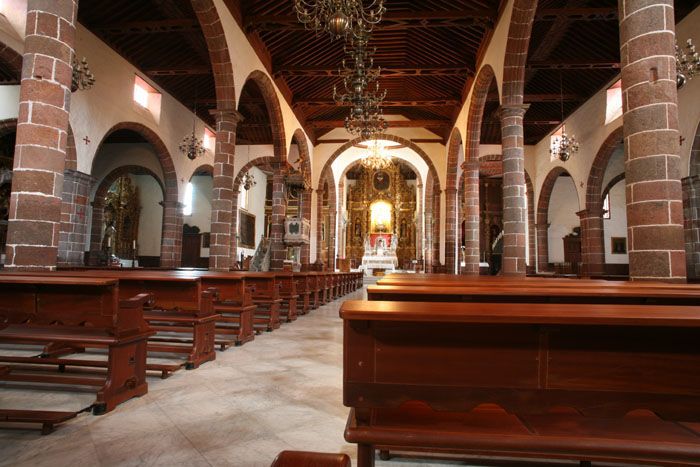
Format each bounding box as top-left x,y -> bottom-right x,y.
293,0 -> 386,40
333,27 -> 388,139
550,72 -> 579,162
71,57 -> 95,92
676,38 -> 700,89
180,95 -> 206,160
361,138 -> 392,170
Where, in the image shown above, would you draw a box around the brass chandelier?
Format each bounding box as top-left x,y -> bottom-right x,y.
293,0 -> 386,40
180,96 -> 206,160
333,27 -> 388,140
71,56 -> 95,92
550,72 -> 579,162
360,138 -> 392,170
676,38 -> 700,89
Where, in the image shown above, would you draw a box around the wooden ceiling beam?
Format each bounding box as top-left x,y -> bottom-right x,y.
93,19 -> 201,35
294,98 -> 462,108
535,8 -> 618,21
245,10 -> 497,33
146,68 -> 212,76
307,120 -> 451,129
273,64 -> 473,78
526,60 -> 620,70
486,93 -> 584,102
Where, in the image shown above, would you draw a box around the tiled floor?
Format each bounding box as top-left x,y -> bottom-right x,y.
0,287 -> 463,467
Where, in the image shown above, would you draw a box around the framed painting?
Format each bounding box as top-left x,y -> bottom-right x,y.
611,236 -> 627,255
239,211 -> 256,248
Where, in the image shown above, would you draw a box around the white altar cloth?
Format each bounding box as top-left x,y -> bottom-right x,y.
361,255 -> 398,275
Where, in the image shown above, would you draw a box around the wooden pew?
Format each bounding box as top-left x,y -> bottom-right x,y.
307,272 -> 322,309
226,272 -> 282,332
271,451 -> 351,467
276,272 -> 299,323
293,272 -> 312,315
0,275 -> 154,419
367,284 -> 700,305
5,270 -> 220,375
341,300 -> 700,466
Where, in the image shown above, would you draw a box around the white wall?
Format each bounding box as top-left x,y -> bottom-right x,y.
547,175 -> 580,263
0,86 -> 19,121
131,174 -> 163,257
236,166 -> 267,259
604,180 -> 628,264
89,143 -> 164,198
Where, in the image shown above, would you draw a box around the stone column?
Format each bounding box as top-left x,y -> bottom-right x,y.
433,189 -> 441,269
208,109 -> 243,271
416,183 -> 423,268
444,187 -> 458,273
269,164 -> 287,271
462,162 -> 480,275
300,188 -> 313,269
230,189 -> 239,267
499,104 -> 529,276
619,0 -> 686,281
316,190 -> 324,266
5,0 -> 78,270
535,223 -> 549,273
577,205 -> 606,276
682,175 -> 700,280
337,182 -> 345,260
89,199 -> 104,252
58,170 -> 94,265
328,209 -> 337,270
160,200 -> 184,268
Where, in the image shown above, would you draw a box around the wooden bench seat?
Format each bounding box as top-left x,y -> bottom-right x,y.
0,409 -> 78,435
341,299 -> 700,467
346,404 -> 700,466
0,276 -> 154,416
143,310 -> 218,370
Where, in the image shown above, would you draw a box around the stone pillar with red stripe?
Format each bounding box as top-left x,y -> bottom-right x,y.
269,164 -> 287,271
535,223 -> 549,273
5,0 -> 78,270
444,187 -> 457,273
208,109 -> 243,271
462,161 -> 480,275
160,200 -> 184,268
619,0 -> 686,281
577,206 -> 606,276
58,170 -> 94,265
433,189 -> 441,270
499,104 -> 529,276
300,188 -> 313,269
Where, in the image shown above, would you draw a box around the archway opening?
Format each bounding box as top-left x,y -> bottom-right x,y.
0,122 -> 16,263
182,167 -> 213,268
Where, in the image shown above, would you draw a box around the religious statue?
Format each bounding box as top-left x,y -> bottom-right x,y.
102,220 -> 117,251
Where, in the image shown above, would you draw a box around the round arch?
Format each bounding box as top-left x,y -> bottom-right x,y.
465,65 -> 498,162
191,0 -> 236,110
91,123 -> 180,267
537,167 -> 578,272
240,71 -> 287,160
586,126 -> 624,210
690,119 -> 700,177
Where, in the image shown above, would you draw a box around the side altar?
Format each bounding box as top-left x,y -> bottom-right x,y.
361,234 -> 398,276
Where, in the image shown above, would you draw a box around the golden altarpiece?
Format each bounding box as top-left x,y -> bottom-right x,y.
102,175 -> 141,258
345,162 -> 417,266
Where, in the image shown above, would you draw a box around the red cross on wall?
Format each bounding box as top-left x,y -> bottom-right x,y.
83,136 -> 91,145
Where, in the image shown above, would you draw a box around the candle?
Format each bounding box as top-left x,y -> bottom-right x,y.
132,240 -> 136,249
107,237 -> 111,247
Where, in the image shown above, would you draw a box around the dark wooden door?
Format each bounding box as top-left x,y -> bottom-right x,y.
181,232 -> 201,267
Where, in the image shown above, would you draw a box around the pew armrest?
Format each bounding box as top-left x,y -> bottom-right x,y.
271,451 -> 351,467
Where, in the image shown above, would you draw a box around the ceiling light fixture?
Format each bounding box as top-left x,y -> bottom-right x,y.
360,138 -> 392,170
179,94 -> 206,160
293,0 -> 386,40
550,72 -> 579,162
71,56 -> 95,92
676,38 -> 699,89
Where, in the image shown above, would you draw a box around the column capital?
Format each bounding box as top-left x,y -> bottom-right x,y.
209,108 -> 244,126
461,161 -> 481,171
444,187 -> 458,194
159,200 -> 186,211
576,207 -> 606,219
534,223 -> 550,229
497,104 -> 530,119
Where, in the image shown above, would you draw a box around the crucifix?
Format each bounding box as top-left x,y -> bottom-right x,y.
680,135 -> 686,146
83,136 -> 91,145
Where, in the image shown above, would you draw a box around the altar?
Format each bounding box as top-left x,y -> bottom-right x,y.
361,234 -> 399,276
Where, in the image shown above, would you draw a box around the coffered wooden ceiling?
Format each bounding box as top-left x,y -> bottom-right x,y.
71,1 -> 700,146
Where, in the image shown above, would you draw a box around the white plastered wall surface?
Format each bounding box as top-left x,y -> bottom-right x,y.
676,6 -> 700,174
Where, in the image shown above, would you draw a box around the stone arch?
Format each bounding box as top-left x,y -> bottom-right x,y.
65,124 -> 77,171
241,71 -> 286,160
524,170 -> 536,271
317,165 -> 337,269
291,128 -> 312,183
92,123 -> 180,267
465,65 -> 497,161
690,119 -> 700,177
190,0 -> 236,110
586,126 -> 624,209
339,157 -> 424,187
502,0 -> 538,106
536,166 -> 572,272
0,41 -> 22,83
191,164 -> 214,178
446,128 -> 462,190
602,173 -> 625,202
